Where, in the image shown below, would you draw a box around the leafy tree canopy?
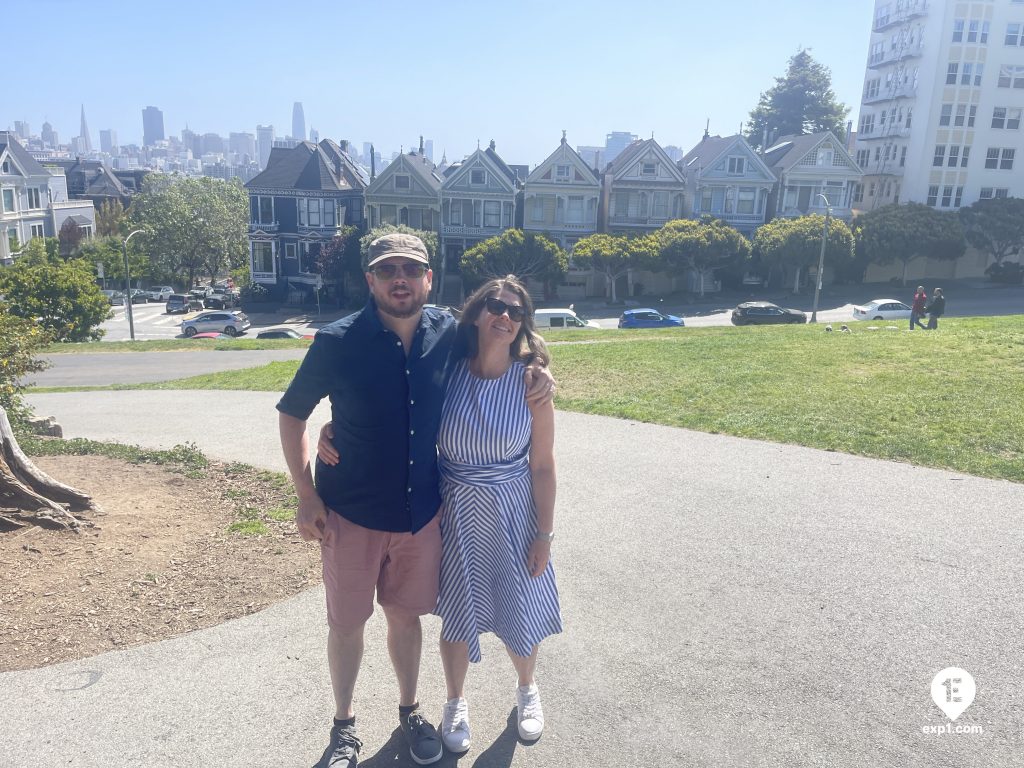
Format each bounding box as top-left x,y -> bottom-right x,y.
461,229 -> 568,289
571,233 -> 659,302
746,49 -> 850,150
95,199 -> 128,238
753,214 -> 855,291
130,175 -> 248,287
958,196 -> 1024,264
856,203 -> 965,284
658,217 -> 752,273
0,301 -> 49,428
78,236 -> 150,286
0,239 -> 110,342
58,218 -> 85,259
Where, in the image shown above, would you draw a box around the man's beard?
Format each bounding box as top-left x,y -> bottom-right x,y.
377,292 -> 426,319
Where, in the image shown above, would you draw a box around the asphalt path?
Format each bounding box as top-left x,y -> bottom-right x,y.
6,390 -> 1022,767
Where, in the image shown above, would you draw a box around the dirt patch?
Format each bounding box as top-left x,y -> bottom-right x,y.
0,454 -> 321,672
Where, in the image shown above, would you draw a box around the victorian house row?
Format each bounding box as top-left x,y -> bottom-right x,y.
244,131 -> 862,300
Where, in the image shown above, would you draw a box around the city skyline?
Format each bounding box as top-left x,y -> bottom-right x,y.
1,0 -> 874,168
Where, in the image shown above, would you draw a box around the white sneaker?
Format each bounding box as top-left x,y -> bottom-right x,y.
440,697 -> 471,753
515,683 -> 544,741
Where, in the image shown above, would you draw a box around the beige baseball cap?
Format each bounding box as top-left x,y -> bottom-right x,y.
366,233 -> 430,268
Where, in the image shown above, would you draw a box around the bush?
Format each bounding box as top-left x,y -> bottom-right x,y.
985,261 -> 1024,284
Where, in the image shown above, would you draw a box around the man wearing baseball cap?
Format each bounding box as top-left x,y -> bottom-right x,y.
277,232 -> 552,766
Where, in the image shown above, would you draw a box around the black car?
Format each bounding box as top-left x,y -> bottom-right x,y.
731,302 -> 807,326
203,288 -> 238,309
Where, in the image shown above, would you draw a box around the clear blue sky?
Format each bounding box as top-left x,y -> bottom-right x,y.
4,0 -> 873,167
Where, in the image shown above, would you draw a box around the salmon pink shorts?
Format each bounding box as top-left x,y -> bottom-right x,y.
321,509 -> 441,632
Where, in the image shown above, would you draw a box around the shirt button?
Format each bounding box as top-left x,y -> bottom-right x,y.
406,369 -> 410,375
410,399 -> 415,405
409,459 -> 414,465
410,429 -> 415,435
395,340 -> 401,346
407,487 -> 412,492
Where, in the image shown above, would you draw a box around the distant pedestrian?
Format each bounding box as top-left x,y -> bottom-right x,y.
926,288 -> 945,330
910,285 -> 928,330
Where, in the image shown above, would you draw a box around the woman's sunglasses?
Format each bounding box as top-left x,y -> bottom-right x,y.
484,296 -> 526,322
371,263 -> 428,279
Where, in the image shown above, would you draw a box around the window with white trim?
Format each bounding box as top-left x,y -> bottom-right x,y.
1006,23 -> 1022,46
449,200 -> 462,225
948,146 -> 961,167
555,164 -> 571,179
1000,148 -> 1015,169
980,187 -> 994,199
324,200 -> 335,227
27,188 -> 40,209
997,64 -> 1024,87
954,186 -> 964,207
986,148 -> 1001,168
870,41 -> 885,64
257,196 -> 274,224
906,108 -> 913,128
284,242 -> 297,260
727,157 -> 745,174
927,185 -> 939,206
30,223 -> 44,239
865,79 -> 880,99
7,227 -> 17,251
946,62 -> 959,84
995,188 -> 1009,198
531,196 -> 544,222
253,242 -> 274,273
900,146 -> 907,166
992,107 -> 1022,129
940,104 -> 953,126
394,174 -> 410,190
856,149 -> 869,167
470,169 -> 485,185
2,188 -> 14,212
933,145 -> 946,167
968,20 -> 990,43
568,195 -> 584,223
859,114 -> 875,134
941,186 -> 953,207
953,20 -> 965,42
640,162 -> 657,177
307,198 -> 320,226
472,199 -> 482,227
961,62 -> 984,85
737,188 -> 755,214
962,146 -> 971,167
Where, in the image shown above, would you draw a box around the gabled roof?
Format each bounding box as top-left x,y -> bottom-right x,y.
606,138 -> 686,184
680,134 -> 775,181
484,142 -> 518,186
0,131 -> 49,176
761,131 -> 859,176
366,151 -> 442,196
441,144 -> 518,193
245,141 -> 367,192
526,135 -> 600,187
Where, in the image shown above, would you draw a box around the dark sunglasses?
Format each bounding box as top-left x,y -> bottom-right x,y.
484,296 -> 526,322
371,263 -> 428,279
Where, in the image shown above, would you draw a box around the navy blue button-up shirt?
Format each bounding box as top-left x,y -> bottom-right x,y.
276,299 -> 458,533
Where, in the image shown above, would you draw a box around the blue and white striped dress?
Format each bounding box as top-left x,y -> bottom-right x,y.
435,358 -> 562,663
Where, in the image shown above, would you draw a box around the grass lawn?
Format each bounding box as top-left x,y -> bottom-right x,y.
34,317 -> 1024,483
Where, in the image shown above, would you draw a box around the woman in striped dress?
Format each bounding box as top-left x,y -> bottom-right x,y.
436,275 -> 561,753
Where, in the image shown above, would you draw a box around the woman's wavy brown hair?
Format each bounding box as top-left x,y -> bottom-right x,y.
458,275 -> 550,367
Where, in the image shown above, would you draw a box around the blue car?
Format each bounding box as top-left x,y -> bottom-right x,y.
618,308 -> 685,328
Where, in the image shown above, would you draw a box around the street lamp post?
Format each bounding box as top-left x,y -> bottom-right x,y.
810,194 -> 831,324
123,229 -> 145,341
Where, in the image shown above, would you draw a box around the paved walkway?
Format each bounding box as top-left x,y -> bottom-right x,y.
5,391 -> 1022,767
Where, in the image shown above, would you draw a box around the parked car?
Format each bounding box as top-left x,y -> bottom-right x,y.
851,299 -> 912,321
203,288 -> 239,309
534,308 -> 600,329
731,302 -> 807,325
145,286 -> 174,302
101,290 -> 125,306
618,308 -> 685,329
165,294 -> 192,314
255,327 -> 314,340
181,310 -> 250,337
128,288 -> 150,304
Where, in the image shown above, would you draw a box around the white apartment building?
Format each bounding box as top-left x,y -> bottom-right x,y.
855,0 -> 1024,214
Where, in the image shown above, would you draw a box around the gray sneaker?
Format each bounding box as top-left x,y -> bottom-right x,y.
326,721 -> 362,767
399,707 -> 443,765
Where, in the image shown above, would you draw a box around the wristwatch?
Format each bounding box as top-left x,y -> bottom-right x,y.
535,531 -> 555,543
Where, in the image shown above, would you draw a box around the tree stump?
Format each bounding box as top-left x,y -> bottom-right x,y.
0,406 -> 98,532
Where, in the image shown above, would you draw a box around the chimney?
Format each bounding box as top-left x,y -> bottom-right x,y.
339,139 -> 348,153
419,135 -> 424,155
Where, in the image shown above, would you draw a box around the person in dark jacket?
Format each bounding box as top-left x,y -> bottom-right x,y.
910,286 -> 928,330
926,287 -> 945,330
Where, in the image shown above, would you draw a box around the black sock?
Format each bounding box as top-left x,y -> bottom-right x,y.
334,716 -> 355,728
399,702 -> 419,716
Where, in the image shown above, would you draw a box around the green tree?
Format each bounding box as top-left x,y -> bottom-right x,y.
0,302 -> 49,428
316,227 -> 363,303
95,199 -> 128,238
0,239 -> 110,342
78,236 -> 150,288
745,50 -> 850,150
958,197 -> 1024,265
461,230 -> 568,296
130,175 -> 248,287
657,218 -> 751,297
57,218 -> 85,259
753,214 -> 855,293
570,233 -> 659,302
856,203 -> 966,286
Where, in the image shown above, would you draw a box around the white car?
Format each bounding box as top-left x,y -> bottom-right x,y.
145,285 -> 174,302
852,299 -> 912,321
181,310 -> 250,337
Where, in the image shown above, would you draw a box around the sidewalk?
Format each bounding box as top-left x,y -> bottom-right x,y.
6,391 -> 1022,767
